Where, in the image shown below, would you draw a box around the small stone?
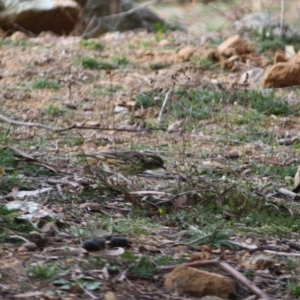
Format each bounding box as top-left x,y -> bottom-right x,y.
177,46 -> 195,61
22,242 -> 37,251
64,102 -> 78,109
225,150 -> 240,159
113,213 -> 123,218
104,291 -> 117,300
10,31 -> 29,41
83,238 -> 105,251
274,52 -> 287,64
278,138 -> 292,145
82,103 -> 94,111
159,39 -> 170,47
109,237 -> 131,248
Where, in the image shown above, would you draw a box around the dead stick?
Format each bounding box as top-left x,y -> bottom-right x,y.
0,113 -> 165,132
0,113 -> 61,131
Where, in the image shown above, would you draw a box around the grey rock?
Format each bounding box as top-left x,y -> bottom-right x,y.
73,0 -> 164,38
235,12 -> 300,38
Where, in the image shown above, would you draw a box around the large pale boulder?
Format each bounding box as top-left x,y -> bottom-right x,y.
0,0 -> 80,35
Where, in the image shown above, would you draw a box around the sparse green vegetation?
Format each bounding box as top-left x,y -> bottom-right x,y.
128,256 -> 156,280
154,256 -> 184,266
1,39 -> 35,50
80,39 -> 105,51
111,56 -> 130,67
0,148 -> 18,168
135,92 -> 162,108
191,57 -> 216,69
27,263 -> 59,280
87,86 -> 123,97
154,22 -> 168,34
136,87 -> 298,121
31,79 -> 61,90
149,62 -> 171,70
43,104 -> 68,116
0,174 -> 32,193
100,217 -> 159,235
288,280 -> 300,297
74,56 -> 115,70
0,205 -> 35,243
254,29 -> 300,53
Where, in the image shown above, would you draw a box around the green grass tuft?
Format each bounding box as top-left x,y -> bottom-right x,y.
32,79 -> 61,90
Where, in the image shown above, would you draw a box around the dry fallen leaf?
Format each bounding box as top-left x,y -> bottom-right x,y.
173,194 -> 187,208
202,161 -> 234,174
79,202 -> 103,212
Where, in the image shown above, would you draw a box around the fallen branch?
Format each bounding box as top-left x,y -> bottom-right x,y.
158,90 -> 171,123
0,113 -> 165,132
158,259 -> 270,300
155,190 -> 202,206
263,250 -> 300,257
0,113 -> 62,131
278,188 -> 300,200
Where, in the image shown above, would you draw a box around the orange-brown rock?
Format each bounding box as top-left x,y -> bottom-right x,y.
274,52 -> 287,64
177,46 -> 196,62
262,62 -> 300,88
290,54 -> 300,64
222,47 -> 236,57
164,266 -> 235,298
217,35 -> 252,56
0,0 -> 80,35
194,48 -> 216,60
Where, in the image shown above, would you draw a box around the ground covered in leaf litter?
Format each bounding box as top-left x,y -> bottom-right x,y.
1,24 -> 300,300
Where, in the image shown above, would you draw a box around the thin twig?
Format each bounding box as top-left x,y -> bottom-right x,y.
0,113 -> 166,132
158,90 -> 171,123
155,190 -> 201,205
280,0 -> 285,37
9,235 -> 29,243
0,114 -> 62,131
75,282 -> 97,299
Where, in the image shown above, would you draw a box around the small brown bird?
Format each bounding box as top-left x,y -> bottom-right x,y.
83,150 -> 166,175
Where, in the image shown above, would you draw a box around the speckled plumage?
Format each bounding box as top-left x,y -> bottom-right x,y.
84,151 -> 165,175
